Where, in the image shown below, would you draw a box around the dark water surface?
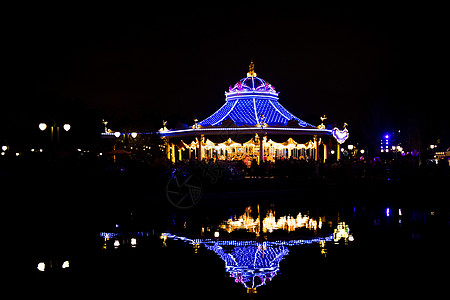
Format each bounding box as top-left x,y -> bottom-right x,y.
21,174 -> 448,298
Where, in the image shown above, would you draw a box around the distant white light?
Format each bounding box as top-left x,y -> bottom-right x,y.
131,238 -> 137,247
39,123 -> 47,131
114,240 -> 120,248
1,146 -> 7,151
114,132 -> 121,138
63,124 -> 71,131
214,231 -> 220,238
62,260 -> 70,269
131,132 -> 138,138
37,262 -> 45,272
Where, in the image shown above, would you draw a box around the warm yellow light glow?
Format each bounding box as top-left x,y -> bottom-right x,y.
333,222 -> 353,243
247,60 -> 257,77
160,233 -> 168,247
181,136 -> 316,161
219,206 -> 321,234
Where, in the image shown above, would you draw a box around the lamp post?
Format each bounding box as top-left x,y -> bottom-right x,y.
39,121 -> 71,157
39,122 -> 71,143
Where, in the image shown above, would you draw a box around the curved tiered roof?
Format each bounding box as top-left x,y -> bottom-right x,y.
198,64 -> 313,128
160,62 -> 333,138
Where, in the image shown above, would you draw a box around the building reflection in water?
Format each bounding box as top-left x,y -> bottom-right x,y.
99,207 -> 353,294
162,232 -> 333,293
160,207 -> 353,294
219,205 -> 322,235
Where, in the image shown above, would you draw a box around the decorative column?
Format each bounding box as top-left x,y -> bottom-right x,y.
165,138 -> 170,160
337,143 -> 341,161
171,144 -> 175,163
259,135 -> 264,165
314,136 -> 318,161
198,135 -> 204,161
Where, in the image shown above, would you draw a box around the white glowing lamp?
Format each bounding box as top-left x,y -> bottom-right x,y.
37,262 -> 45,271
63,124 -> 71,131
39,123 -> 47,131
131,132 -> 138,138
62,260 -> 70,269
114,132 -> 121,138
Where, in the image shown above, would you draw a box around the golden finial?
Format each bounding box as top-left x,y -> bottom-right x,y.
102,119 -> 109,133
318,115 -> 327,129
247,60 -> 257,77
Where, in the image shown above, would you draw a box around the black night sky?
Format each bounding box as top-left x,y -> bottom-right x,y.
3,4 -> 449,149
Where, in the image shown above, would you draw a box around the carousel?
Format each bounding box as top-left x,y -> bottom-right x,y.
159,62 -> 348,164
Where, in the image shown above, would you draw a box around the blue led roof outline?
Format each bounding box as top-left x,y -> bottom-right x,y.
253,98 -> 259,125
211,100 -> 238,126
268,100 -> 289,121
198,75 -> 314,128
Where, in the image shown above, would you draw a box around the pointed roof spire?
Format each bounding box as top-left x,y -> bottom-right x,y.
247,60 -> 257,77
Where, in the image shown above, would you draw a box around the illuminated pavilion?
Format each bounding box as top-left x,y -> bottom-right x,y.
159,62 -> 348,164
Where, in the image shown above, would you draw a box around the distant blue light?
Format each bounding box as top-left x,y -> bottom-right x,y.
386,208 -> 390,217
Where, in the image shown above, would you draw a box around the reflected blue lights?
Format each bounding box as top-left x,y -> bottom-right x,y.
164,233 -> 333,290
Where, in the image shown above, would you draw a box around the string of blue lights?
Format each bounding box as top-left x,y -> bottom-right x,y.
198,76 -> 314,128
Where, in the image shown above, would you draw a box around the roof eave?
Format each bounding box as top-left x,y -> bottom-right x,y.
159,127 -> 332,138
